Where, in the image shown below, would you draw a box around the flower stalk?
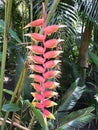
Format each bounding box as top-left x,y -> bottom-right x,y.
24,3 -> 64,124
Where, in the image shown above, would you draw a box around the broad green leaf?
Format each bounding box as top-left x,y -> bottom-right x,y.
9,29 -> 21,43
0,19 -> 4,33
0,28 -> 4,33
61,78 -> 79,102
88,51 -> 98,67
25,100 -> 49,130
55,79 -> 85,119
0,19 -> 21,43
57,107 -> 95,130
2,104 -> 20,112
3,89 -> 13,95
0,52 -> 2,61
0,19 -> 4,28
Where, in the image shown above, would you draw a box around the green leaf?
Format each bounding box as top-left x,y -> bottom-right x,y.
0,19 -> 21,43
2,104 -> 20,112
57,107 -> 95,130
55,78 -> 85,119
0,28 -> 4,33
3,89 -> 13,95
25,100 -> 49,130
0,19 -> 4,33
9,29 -> 21,43
0,52 -> 2,61
88,51 -> 98,67
0,19 -> 4,28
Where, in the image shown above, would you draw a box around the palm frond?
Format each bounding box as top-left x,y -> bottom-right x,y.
56,2 -> 78,42
78,0 -> 98,25
33,0 -> 46,19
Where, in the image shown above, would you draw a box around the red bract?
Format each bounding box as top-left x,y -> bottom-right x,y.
44,60 -> 60,69
44,25 -> 66,35
43,109 -> 55,119
29,74 -> 45,83
28,55 -> 44,64
44,50 -> 63,59
44,70 -> 60,79
31,92 -> 44,101
44,81 -> 60,89
32,102 -> 44,109
44,39 -> 64,48
25,33 -> 45,42
44,25 -> 58,35
44,39 -> 57,48
43,100 -> 57,108
24,18 -> 44,28
24,2 -> 64,122
31,83 -> 44,92
27,45 -> 44,55
31,33 -> 45,42
29,65 -> 45,73
43,91 -> 58,98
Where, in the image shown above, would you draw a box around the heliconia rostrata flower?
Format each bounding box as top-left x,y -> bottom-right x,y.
24,3 -> 65,124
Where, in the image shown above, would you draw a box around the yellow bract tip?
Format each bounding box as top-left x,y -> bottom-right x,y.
49,113 -> 55,120
44,117 -> 48,126
32,101 -> 36,106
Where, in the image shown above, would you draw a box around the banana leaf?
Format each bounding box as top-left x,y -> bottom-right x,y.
55,78 -> 85,119
57,106 -> 95,130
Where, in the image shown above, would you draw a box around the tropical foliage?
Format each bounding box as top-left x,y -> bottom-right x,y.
0,0 -> 98,130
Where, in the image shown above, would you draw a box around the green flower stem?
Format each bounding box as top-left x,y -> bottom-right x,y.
0,0 -> 13,114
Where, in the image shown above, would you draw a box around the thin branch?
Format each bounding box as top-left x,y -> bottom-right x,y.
0,118 -> 29,130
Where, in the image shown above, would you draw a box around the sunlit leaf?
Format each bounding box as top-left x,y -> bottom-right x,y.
0,19 -> 21,43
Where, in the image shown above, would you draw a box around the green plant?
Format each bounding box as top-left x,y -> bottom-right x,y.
0,1 -> 97,130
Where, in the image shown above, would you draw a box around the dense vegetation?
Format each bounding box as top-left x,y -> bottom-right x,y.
0,0 -> 98,130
